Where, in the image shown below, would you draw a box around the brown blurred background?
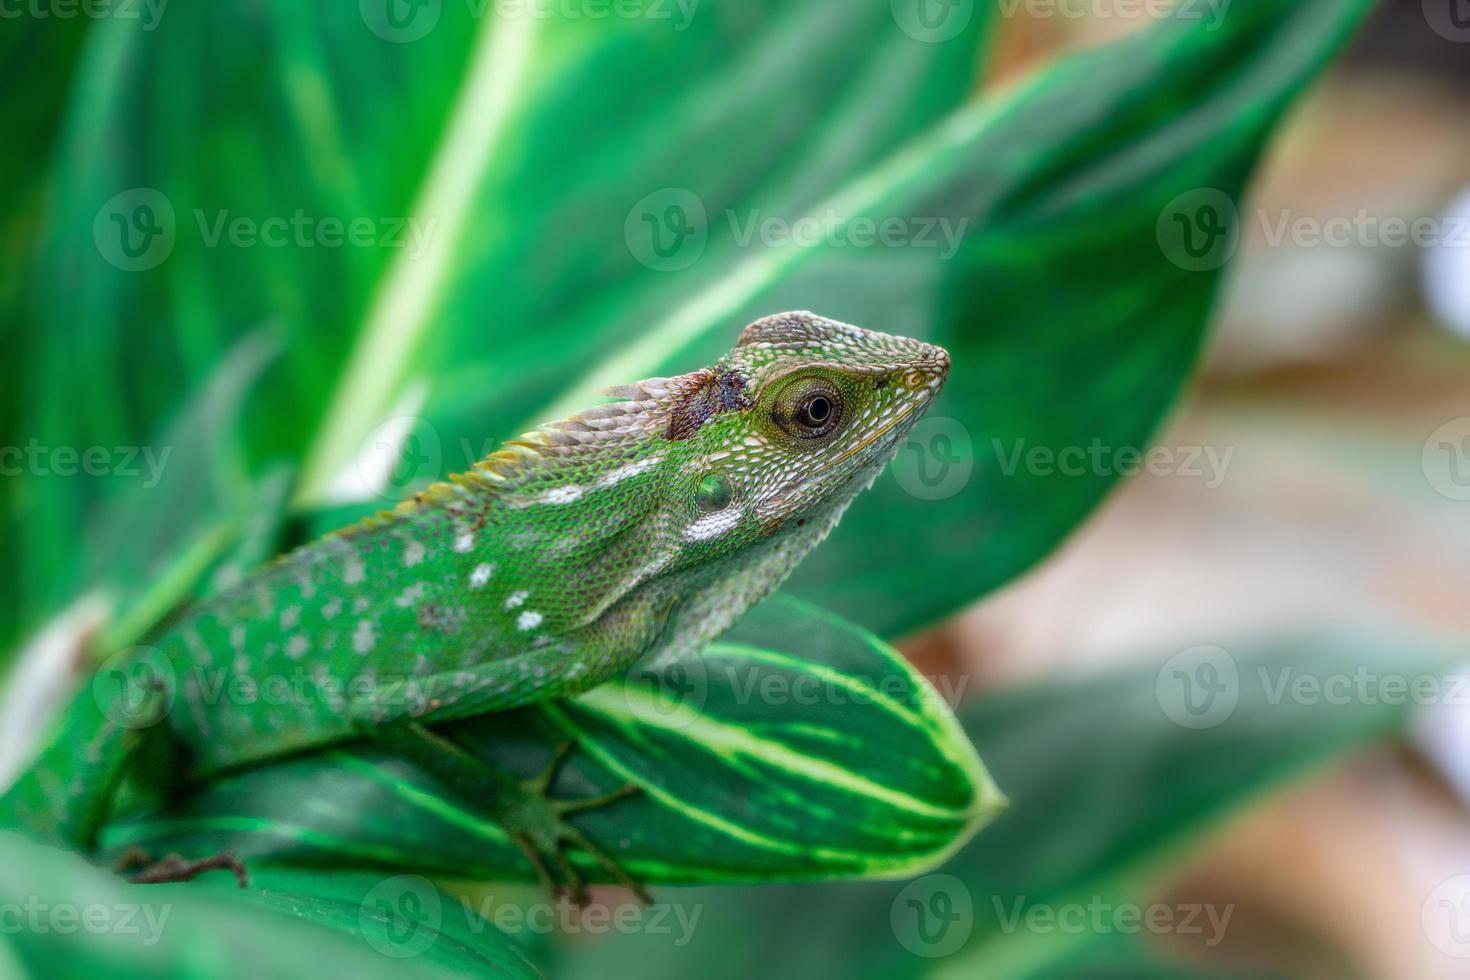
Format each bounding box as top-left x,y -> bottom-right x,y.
908,2 -> 1470,976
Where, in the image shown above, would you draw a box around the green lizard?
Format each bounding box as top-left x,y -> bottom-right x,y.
3,312 -> 950,899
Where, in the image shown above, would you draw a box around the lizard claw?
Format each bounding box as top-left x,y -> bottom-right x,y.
366,724 -> 650,905
114,846 -> 249,888
505,741 -> 650,906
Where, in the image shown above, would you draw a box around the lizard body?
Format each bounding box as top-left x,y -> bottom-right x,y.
4,312 -> 949,888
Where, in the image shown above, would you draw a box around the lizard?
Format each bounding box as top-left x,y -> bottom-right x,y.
2,311 -> 951,900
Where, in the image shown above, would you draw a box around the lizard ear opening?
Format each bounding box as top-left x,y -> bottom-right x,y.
695,472 -> 734,512
665,366 -> 750,441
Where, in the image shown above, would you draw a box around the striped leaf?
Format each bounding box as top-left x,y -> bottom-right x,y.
778,0 -> 1379,636
545,633 -> 1456,980
0,831 -> 537,979
100,597 -> 1002,885
300,0 -> 1378,647
9,0 -> 991,663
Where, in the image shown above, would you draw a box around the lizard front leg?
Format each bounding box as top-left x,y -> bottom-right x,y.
366,722 -> 648,904
345,592 -> 674,902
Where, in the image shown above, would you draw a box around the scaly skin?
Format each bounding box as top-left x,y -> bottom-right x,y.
4,312 -> 949,892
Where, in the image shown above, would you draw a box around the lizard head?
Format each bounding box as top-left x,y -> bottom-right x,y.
438,311 -> 948,665
661,311 -> 950,556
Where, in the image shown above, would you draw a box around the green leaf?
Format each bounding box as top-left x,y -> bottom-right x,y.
315,0 -> 1374,643
0,15 -> 94,651
298,1 -> 994,503
22,0 -> 1368,661
598,0 -> 1374,638
0,831 -> 537,979
14,0 -> 990,656
86,328 -> 291,654
545,633 -> 1450,980
100,596 -> 1002,885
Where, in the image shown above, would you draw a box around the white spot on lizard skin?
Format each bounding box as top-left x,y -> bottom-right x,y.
322,596 -> 343,621
404,540 -> 426,567
280,605 -> 301,630
229,624 -> 246,654
540,485 -> 583,505
685,508 -> 741,542
315,663 -> 344,708
469,563 -> 495,588
504,590 -> 529,610
286,635 -> 309,659
352,620 -> 376,654
183,629 -> 209,660
516,610 -> 543,632
452,529 -> 475,553
596,455 -> 661,489
295,572 -> 318,600
548,535 -> 580,556
353,596 -> 371,614
395,582 -> 427,608
343,553 -> 365,585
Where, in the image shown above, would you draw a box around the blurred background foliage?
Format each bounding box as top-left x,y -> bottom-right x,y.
6,0 -> 1470,977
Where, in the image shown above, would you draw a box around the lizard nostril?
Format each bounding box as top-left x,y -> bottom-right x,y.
927,345 -> 951,379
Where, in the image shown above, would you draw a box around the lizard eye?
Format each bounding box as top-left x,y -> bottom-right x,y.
695,472 -> 734,512
797,394 -> 832,428
778,382 -> 843,439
